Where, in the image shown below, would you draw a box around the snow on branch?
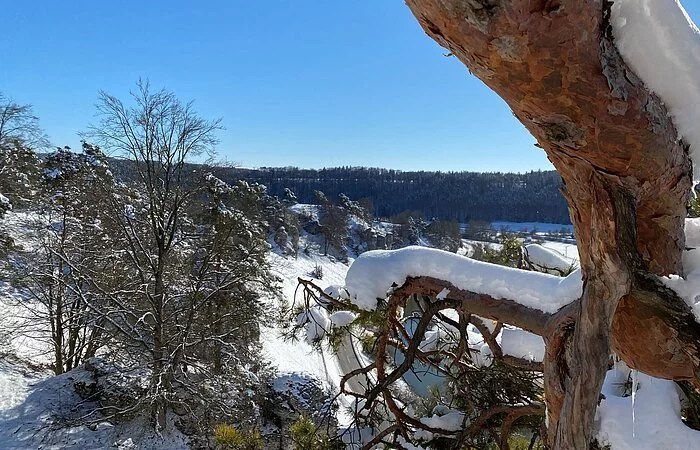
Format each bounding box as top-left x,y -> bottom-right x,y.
345,246 -> 581,313
612,0 -> 700,179
523,244 -> 578,277
292,277 -> 548,449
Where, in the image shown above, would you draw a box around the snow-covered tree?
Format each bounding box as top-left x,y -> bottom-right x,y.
397,0 -> 700,445
190,175 -> 281,375
85,81 -> 278,432
282,187 -> 298,207
339,193 -> 371,224
314,190 -> 350,258
10,144 -> 116,374
424,219 -> 461,253
0,141 -> 41,211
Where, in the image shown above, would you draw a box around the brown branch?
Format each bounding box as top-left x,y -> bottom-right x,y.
499,404 -> 545,450
361,424 -> 399,450
472,316 -> 503,359
461,404 -> 545,445
395,276 -> 555,335
471,317 -> 544,372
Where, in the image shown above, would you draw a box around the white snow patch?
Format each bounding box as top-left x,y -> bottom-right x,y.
345,246 -> 582,313
525,244 -> 576,273
500,328 -> 545,362
300,306 -> 331,344
436,288 -> 450,300
414,409 -> 466,441
596,363 -> 700,449
686,218 -> 700,248
419,328 -> 446,352
0,193 -> 10,209
611,0 -> 700,179
324,284 -> 350,300
329,311 -> 357,327
662,247 -> 700,320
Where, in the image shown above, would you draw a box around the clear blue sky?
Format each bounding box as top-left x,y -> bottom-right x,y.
2,1 -> 699,172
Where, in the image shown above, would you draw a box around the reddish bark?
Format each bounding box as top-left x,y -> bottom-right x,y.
402,0 -> 697,447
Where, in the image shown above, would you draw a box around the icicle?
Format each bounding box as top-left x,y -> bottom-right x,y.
631,369 -> 638,438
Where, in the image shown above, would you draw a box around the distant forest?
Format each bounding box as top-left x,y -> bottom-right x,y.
105,161 -> 570,224
212,166 -> 571,224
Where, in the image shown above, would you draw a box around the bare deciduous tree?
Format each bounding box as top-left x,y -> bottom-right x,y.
86,80 -> 223,430
0,93 -> 50,149
85,81 -> 277,435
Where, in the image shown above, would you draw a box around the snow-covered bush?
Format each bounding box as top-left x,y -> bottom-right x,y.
73,358 -> 149,421
0,141 -> 41,208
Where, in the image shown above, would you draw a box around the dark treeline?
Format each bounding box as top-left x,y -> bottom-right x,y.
213,166 -> 571,224
108,161 -> 570,224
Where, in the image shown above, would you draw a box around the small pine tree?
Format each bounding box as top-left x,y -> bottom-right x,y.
0,141 -> 41,208
314,190 -> 349,258
214,424 -> 263,450
481,234 -> 524,268
289,416 -> 338,450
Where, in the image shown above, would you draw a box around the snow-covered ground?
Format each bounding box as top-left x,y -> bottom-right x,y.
261,250 -> 349,394
3,203 -> 700,449
598,362 -> 700,450
0,367 -> 188,450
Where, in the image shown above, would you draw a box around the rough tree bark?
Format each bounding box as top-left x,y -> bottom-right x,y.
403,0 -> 699,447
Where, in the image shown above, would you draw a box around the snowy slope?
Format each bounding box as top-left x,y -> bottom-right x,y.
0,210 -> 190,449
0,368 -> 188,450
0,207 -> 359,447
262,250 -> 349,391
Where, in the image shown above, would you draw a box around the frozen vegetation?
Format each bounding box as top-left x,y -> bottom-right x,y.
3,0 -> 700,447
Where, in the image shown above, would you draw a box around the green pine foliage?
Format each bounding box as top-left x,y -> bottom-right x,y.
214,424 -> 263,450
289,416 -> 339,450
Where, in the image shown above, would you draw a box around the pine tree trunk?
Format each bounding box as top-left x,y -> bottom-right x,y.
403,0 -> 693,447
